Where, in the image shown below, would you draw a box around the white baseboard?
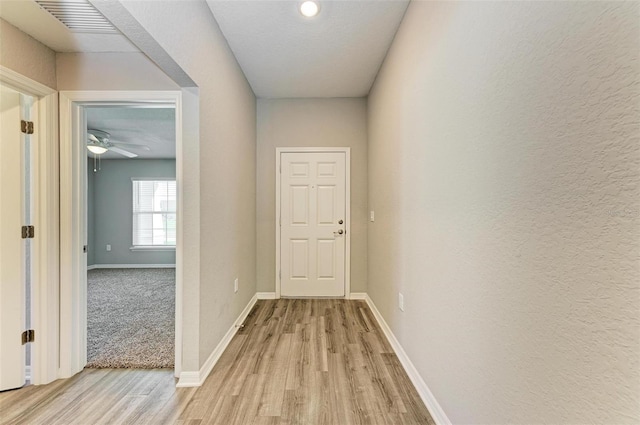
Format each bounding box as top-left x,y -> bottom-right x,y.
87,264 -> 176,270
176,294 -> 258,387
256,292 -> 366,300
365,294 -> 451,425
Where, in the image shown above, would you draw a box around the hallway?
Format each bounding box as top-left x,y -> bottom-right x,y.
0,299 -> 433,424
0,0 -> 637,421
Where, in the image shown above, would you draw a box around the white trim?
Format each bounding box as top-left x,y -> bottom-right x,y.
32,90 -> 59,386
34,91 -> 60,386
59,90 -> 183,380
257,292 -> 277,300
59,94 -> 88,378
0,66 -> 54,96
349,292 -> 367,300
87,264 -> 176,270
131,177 -> 175,181
275,147 -> 351,299
1,66 -> 59,386
177,294 -> 258,387
364,295 -> 451,425
129,246 -> 176,251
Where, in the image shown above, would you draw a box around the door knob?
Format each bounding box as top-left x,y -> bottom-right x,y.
333,229 -> 344,236
338,219 -> 343,224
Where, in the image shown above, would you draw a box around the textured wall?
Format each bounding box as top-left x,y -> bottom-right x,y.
56,53 -> 178,90
256,98 -> 368,294
87,159 -> 176,266
121,0 -> 257,371
0,18 -> 56,89
367,1 -> 640,423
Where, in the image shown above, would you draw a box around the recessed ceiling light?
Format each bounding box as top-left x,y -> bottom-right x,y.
300,1 -> 319,18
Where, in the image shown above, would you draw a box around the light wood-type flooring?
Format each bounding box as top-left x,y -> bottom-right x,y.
0,299 -> 435,424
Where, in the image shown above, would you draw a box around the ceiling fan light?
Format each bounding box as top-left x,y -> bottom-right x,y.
87,145 -> 108,155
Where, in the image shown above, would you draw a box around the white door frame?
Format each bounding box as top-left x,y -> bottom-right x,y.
275,147 -> 351,299
0,66 -> 59,385
59,91 -> 184,379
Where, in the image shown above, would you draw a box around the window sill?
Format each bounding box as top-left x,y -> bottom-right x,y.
130,246 -> 176,252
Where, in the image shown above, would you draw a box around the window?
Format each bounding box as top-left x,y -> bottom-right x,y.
132,179 -> 176,248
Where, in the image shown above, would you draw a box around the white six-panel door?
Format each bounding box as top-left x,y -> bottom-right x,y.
280,151 -> 347,297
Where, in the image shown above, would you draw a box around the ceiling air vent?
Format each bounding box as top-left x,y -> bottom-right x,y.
35,0 -> 118,33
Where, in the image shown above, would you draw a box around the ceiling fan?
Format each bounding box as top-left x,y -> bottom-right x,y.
87,129 -> 150,158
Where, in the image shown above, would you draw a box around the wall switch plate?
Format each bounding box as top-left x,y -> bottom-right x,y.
234,278 -> 238,293
399,293 -> 404,311
370,210 -> 375,222
106,244 -> 111,251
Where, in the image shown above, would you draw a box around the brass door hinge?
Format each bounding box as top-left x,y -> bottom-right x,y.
21,120 -> 34,135
22,225 -> 35,239
22,329 -> 35,345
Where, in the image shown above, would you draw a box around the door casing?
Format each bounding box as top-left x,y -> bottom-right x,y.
59,91 -> 184,379
0,66 -> 58,386
0,83 -> 28,391
275,147 -> 351,299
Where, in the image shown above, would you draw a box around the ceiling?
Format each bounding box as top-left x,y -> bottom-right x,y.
206,0 -> 409,98
1,0 -> 409,97
86,107 -> 176,159
3,0 -> 408,160
0,0 -> 138,52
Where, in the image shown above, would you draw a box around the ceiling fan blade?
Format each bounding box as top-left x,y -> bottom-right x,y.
109,146 -> 138,158
110,141 -> 151,151
88,129 -> 111,143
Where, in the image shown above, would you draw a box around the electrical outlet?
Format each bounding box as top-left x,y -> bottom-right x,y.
399,293 -> 404,311
106,244 -> 111,252
234,278 -> 238,293
370,210 -> 375,222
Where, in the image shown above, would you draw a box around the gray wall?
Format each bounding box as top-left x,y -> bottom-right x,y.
57,52 -> 178,91
0,18 -> 56,89
87,159 -> 176,266
121,0 -> 257,372
368,1 -> 640,423
256,98 -> 368,294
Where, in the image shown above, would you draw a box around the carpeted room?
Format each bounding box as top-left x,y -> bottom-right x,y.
86,268 -> 174,368
86,107 -> 177,369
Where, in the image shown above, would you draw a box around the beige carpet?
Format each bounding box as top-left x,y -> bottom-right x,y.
86,268 -> 175,369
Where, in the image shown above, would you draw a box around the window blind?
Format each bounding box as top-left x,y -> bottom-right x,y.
132,179 -> 176,246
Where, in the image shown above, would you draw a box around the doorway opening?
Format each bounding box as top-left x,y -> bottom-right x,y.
84,106 -> 176,368
59,91 -> 183,379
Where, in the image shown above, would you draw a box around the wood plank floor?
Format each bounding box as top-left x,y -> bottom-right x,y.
0,299 -> 435,425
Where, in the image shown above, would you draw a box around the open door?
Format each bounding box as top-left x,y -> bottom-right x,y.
0,84 -> 33,391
